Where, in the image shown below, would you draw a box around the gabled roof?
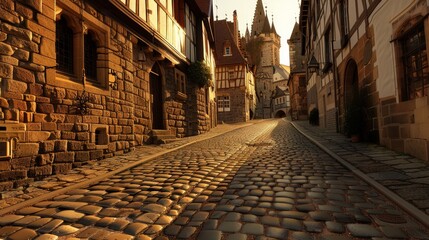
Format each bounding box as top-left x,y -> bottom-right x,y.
273,65 -> 290,81
214,20 -> 246,65
273,85 -> 288,98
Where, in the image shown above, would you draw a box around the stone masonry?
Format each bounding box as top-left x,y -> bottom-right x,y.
0,0 -> 213,191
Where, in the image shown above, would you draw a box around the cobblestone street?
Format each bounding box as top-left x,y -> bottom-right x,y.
0,119 -> 428,239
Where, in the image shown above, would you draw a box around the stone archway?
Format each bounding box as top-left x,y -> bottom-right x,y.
274,110 -> 286,118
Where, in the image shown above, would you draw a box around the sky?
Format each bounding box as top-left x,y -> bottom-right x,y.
214,0 -> 301,66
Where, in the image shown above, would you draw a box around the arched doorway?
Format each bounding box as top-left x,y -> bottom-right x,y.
274,110 -> 286,118
150,64 -> 164,129
344,59 -> 359,105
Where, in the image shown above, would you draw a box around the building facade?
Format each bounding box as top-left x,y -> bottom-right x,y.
300,0 -> 429,162
214,12 -> 256,123
0,0 -> 216,190
244,0 -> 284,119
287,22 -> 308,121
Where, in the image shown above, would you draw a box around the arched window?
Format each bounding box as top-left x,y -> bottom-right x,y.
84,31 -> 98,83
56,17 -> 74,75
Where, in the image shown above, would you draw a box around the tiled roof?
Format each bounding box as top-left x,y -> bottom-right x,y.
214,20 -> 246,65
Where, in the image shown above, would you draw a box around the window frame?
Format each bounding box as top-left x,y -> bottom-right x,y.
217,95 -> 231,112
53,2 -> 110,95
400,22 -> 429,101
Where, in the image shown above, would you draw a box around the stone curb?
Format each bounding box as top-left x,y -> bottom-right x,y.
0,121 -> 259,216
290,120 -> 429,229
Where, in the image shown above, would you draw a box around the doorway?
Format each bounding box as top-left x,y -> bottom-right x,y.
150,64 -> 164,129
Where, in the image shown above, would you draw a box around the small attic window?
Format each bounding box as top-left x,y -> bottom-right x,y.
224,41 -> 232,56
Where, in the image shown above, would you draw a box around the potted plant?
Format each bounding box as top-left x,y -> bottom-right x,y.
188,61 -> 212,88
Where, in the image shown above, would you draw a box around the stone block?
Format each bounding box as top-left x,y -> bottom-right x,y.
36,154 -> 53,165
54,152 -> 75,163
57,123 -> 74,131
0,161 -> 11,171
48,113 -> 65,123
10,99 -> 27,110
41,122 -> 56,131
53,163 -> 72,174
15,143 -> 39,157
29,165 -> 52,177
0,170 -> 27,181
75,151 -> 90,162
0,8 -> 20,24
40,141 -> 55,153
4,79 -> 28,94
2,22 -> 32,40
14,66 -> 35,83
61,131 -> 76,140
7,34 -> 38,52
32,53 -> 55,67
21,0 -> 42,12
68,141 -> 84,151
74,123 -> 89,132
29,83 -> 44,95
77,132 -> 90,141
55,140 -> 67,152
26,19 -> 55,40
0,182 -> 14,191
37,103 -> 54,114
0,42 -> 14,55
3,109 -> 19,121
27,123 -> 41,131
90,150 -> 104,160
0,0 -> 14,10
0,63 -> 13,78
33,113 -> 47,122
16,2 -> 33,19
22,111 -> 33,122
27,131 -> 51,142
0,97 -> 9,108
11,157 -> 32,170
40,35 -> 55,59
28,102 -> 37,112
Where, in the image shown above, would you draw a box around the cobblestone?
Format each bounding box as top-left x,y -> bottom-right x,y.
0,120 -> 427,239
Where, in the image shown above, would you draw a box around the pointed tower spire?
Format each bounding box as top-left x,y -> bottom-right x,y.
251,0 -> 265,36
245,23 -> 250,41
262,15 -> 271,34
271,14 -> 277,35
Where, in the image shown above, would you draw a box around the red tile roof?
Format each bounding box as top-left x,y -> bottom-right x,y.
214,20 -> 246,65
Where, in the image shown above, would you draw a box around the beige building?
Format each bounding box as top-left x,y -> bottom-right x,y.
300,0 -> 429,161
0,0 -> 216,190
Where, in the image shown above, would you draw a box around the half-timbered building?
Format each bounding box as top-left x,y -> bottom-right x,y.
214,12 -> 256,123
300,0 -> 429,162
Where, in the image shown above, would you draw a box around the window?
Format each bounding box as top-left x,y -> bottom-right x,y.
84,31 -> 98,83
339,0 -> 349,47
228,71 -> 235,79
218,96 -> 230,112
323,27 -> 332,72
401,23 -> 429,100
224,46 -> 231,56
175,69 -> 186,94
54,3 -> 109,91
56,17 -> 74,75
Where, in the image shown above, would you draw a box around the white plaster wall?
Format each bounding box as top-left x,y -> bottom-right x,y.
369,0 -> 415,99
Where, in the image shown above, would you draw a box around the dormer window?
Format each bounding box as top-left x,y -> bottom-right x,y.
224,41 -> 232,56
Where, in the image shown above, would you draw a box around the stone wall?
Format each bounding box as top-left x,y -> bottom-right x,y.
218,87 -> 247,123
0,0 -> 213,190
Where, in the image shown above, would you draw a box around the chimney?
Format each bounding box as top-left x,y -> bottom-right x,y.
233,10 -> 239,46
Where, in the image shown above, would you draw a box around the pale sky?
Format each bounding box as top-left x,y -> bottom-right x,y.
215,0 -> 301,66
